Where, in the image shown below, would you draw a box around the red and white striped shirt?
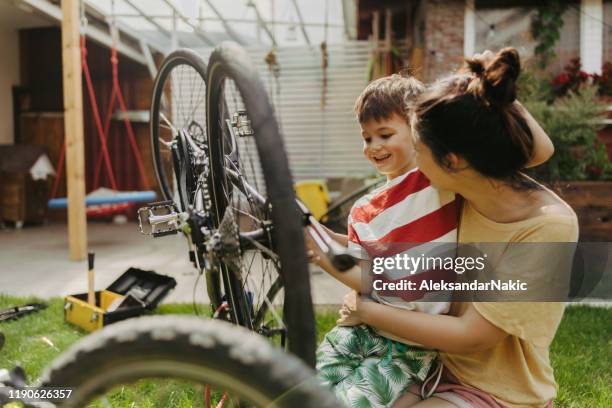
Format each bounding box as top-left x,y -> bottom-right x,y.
347,168 -> 457,315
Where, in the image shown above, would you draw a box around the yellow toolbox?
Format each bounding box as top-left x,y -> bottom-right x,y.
64,267 -> 176,332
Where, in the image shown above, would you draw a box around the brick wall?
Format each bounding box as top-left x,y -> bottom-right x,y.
422,0 -> 466,82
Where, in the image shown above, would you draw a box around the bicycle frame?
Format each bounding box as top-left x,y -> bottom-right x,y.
145,125 -> 356,266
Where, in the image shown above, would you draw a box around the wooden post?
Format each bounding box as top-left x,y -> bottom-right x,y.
61,0 -> 87,261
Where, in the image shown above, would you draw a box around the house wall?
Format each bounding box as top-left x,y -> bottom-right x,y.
604,0 -> 612,63
422,0 -> 466,81
0,29 -> 20,145
473,6 -> 580,74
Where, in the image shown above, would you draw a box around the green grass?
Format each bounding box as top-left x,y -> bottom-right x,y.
550,306 -> 612,407
0,295 -> 610,407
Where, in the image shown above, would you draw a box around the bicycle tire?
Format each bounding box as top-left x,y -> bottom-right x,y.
150,48 -> 207,207
39,316 -> 337,407
206,42 -> 316,366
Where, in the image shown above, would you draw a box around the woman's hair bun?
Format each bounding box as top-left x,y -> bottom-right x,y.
483,47 -> 520,106
466,58 -> 485,77
467,47 -> 521,107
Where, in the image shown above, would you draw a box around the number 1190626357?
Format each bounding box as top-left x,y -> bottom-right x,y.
3,387 -> 73,402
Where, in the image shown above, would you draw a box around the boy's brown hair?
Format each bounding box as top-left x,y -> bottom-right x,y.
354,74 -> 425,125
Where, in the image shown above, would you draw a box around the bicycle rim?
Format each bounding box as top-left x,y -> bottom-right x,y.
206,42 -> 315,365
150,49 -> 208,211
64,361 -> 271,407
39,317 -> 334,407
207,64 -> 284,336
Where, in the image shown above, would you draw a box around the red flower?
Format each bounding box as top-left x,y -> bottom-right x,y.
586,165 -> 603,178
553,73 -> 570,86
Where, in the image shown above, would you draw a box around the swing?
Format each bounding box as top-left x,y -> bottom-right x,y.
48,5 -> 155,216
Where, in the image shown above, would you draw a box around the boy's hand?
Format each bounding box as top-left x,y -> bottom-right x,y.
304,228 -> 325,266
337,290 -> 363,326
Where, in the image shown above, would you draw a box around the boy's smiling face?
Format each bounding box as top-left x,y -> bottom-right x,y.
361,113 -> 416,180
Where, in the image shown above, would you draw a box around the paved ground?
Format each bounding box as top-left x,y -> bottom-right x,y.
0,221 -> 347,305
1,222 -> 608,309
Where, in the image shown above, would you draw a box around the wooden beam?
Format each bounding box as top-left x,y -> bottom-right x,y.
22,0 -> 155,65
61,0 -> 87,261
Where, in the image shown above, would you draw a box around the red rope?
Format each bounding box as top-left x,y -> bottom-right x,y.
213,303 -> 229,319
92,47 -> 149,190
110,47 -> 149,190
204,385 -> 211,408
52,35 -> 151,198
203,386 -> 228,408
50,143 -> 65,199
52,35 -> 117,197
81,35 -> 117,190
215,393 -> 228,408
92,84 -> 116,190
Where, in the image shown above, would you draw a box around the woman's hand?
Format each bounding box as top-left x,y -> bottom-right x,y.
467,50 -> 554,167
336,290 -> 363,326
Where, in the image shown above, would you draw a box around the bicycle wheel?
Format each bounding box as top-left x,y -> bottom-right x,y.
321,177 -> 386,233
39,316 -> 337,407
150,48 -> 208,211
206,42 -> 316,366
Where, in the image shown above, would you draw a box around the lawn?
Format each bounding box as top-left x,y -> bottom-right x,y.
0,294 -> 610,407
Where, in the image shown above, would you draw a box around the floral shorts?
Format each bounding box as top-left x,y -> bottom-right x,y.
316,325 -> 437,408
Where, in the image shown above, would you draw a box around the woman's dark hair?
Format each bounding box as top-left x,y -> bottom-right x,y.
414,47 -> 539,190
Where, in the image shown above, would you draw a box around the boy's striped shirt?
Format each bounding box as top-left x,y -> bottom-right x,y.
347,168 -> 457,315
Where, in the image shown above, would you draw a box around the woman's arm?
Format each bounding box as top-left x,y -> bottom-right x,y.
515,101 -> 554,168
356,295 -> 507,354
469,51 -> 553,168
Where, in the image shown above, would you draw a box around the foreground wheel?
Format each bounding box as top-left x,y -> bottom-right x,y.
206,42 -> 316,366
39,316 -> 337,407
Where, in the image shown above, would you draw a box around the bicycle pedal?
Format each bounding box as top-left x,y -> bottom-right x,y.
231,110 -> 254,137
138,201 -> 180,237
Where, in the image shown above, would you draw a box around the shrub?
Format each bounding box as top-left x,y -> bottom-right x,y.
518,76 -> 611,181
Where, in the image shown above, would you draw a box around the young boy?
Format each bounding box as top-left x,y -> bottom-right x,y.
313,74 -> 453,408
311,73 -> 553,407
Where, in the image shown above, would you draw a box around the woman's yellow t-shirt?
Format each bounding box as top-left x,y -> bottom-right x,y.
441,200 -> 579,408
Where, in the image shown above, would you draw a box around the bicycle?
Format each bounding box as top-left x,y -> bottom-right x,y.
144,43 -> 319,365
19,42 -> 353,407
142,42 -> 354,362
320,176 -> 386,233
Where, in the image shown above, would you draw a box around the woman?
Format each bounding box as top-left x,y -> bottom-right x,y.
335,48 -> 578,407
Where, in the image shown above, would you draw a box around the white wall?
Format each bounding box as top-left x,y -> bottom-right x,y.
0,29 -> 19,145
580,0 -> 603,74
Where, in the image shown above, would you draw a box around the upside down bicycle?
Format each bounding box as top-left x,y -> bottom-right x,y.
6,42 -> 354,407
